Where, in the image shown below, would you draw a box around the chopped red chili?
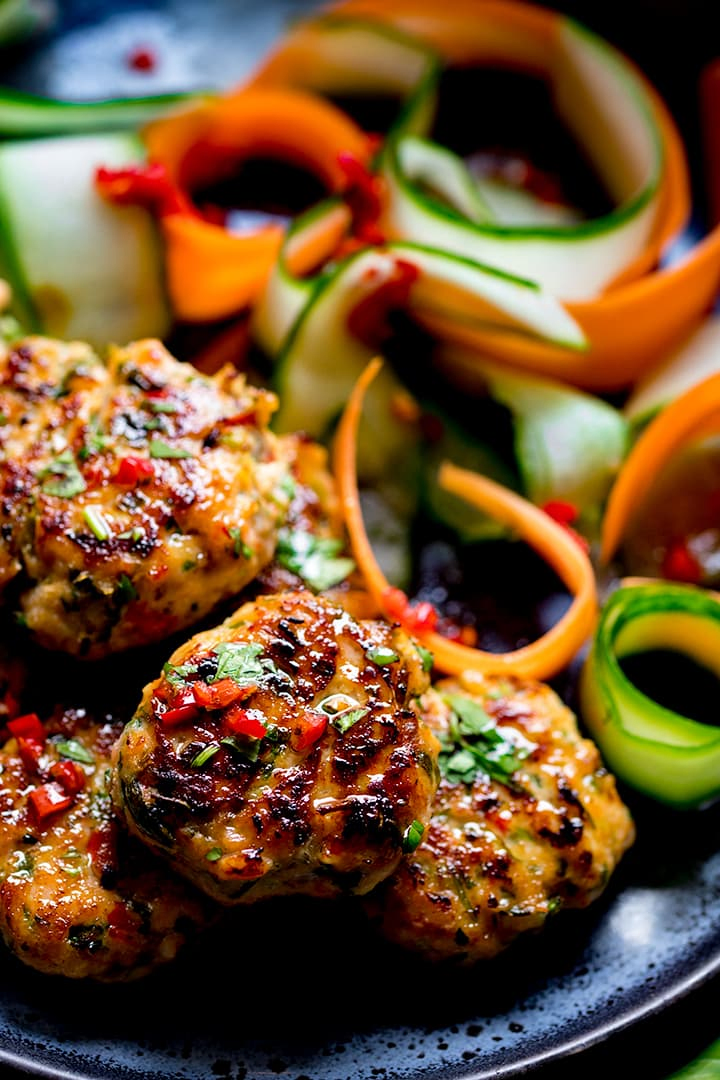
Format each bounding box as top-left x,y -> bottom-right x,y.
224,706 -> 267,740
662,539 -> 703,584
193,678 -> 251,711
8,713 -> 45,744
337,149 -> 386,242
127,46 -> 157,72
346,257 -> 419,348
50,760 -> 86,795
156,688 -> 198,728
383,587 -> 438,635
107,901 -> 141,942
542,500 -> 579,525
17,736 -> 44,773
290,711 -> 328,752
96,163 -> 191,217
28,782 -> 74,822
115,455 -> 155,484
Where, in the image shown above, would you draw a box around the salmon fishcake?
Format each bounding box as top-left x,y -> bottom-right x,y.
364,671 -> 635,964
113,590 -> 438,903
0,706 -> 212,980
0,335 -> 291,657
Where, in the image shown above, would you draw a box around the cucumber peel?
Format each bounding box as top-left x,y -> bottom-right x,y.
624,314 -> 720,430
0,131 -> 170,345
0,87 -> 211,138
379,15 -> 664,300
580,581 -> 720,808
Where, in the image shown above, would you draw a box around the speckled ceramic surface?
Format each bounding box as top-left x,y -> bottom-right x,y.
1,3 -> 720,1079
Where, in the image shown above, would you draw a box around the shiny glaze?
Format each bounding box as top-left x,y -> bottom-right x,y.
366,672 -> 635,964
0,336 -> 290,657
0,707 -> 210,981
114,590 -> 438,903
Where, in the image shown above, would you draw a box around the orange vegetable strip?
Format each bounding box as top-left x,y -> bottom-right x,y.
600,372 -> 720,565
334,360 -> 597,680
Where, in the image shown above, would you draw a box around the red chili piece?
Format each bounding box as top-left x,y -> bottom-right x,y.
224,706 -> 267,740
95,163 -> 190,217
291,711 -> 328,752
115,455 -> 155,485
383,587 -> 438,635
127,46 -> 157,72
50,760 -> 86,795
7,713 -> 45,744
193,678 -> 252,710
28,783 -> 74,822
346,257 -> 419,348
662,539 -> 703,584
157,688 -> 199,728
542,500 -> 579,525
337,150 -> 386,243
17,737 -> 44,773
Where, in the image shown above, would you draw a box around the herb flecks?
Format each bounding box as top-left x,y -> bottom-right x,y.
439,694 -> 533,787
39,450 -> 86,498
366,645 -> 399,666
276,528 -> 355,592
402,819 -> 425,853
149,438 -> 191,460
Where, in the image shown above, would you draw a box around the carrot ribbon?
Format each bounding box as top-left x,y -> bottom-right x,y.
334,359 -> 598,679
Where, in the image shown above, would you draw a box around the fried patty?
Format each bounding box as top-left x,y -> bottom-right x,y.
113,590 -> 438,903
0,706 -> 211,980
364,671 -> 635,964
0,336 -> 291,657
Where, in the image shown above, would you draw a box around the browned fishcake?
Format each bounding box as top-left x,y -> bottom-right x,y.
113,590 -> 438,903
365,671 -> 635,964
0,335 -> 292,657
0,707 -> 211,980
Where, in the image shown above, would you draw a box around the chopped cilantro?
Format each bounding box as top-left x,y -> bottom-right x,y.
211,642 -> 289,688
83,506 -> 111,541
39,450 -> 86,498
54,739 -> 94,765
191,744 -> 220,768
416,644 -> 434,673
279,475 -> 296,501
206,847 -> 223,862
163,660 -> 200,688
331,707 -> 368,734
0,413 -> 7,426
149,438 -> 191,460
438,694 -> 532,787
115,574 -> 137,604
146,399 -> 178,414
182,559 -> 197,572
228,527 -> 252,560
366,645 -> 399,666
276,528 -> 355,592
402,819 -> 425,854
220,734 -> 261,762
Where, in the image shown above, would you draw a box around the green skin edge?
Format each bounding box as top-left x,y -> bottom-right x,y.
581,584 -> 720,809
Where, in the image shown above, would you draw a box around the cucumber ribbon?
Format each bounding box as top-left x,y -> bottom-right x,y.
0,87 -> 209,137
253,2 -> 720,390
333,358 -> 598,682
580,581 -> 720,808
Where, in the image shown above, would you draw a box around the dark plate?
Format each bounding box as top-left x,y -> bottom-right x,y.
2,3 -> 720,1079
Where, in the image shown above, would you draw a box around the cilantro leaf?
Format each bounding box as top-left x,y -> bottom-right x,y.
276,528 -> 355,592
439,694 -> 532,787
39,450 -> 86,498
210,642 -> 291,688
149,438 -> 191,460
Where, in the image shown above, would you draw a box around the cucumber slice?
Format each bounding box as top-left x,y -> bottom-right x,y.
381,17 -> 664,301
422,412 -> 518,543
0,87 -> 209,138
422,346 -> 627,539
397,135 -> 494,224
0,132 -> 170,345
625,315 -> 720,429
251,198 -> 350,357
273,241 -> 585,447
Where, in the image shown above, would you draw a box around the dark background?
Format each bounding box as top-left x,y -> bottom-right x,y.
2,3 -> 720,1079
